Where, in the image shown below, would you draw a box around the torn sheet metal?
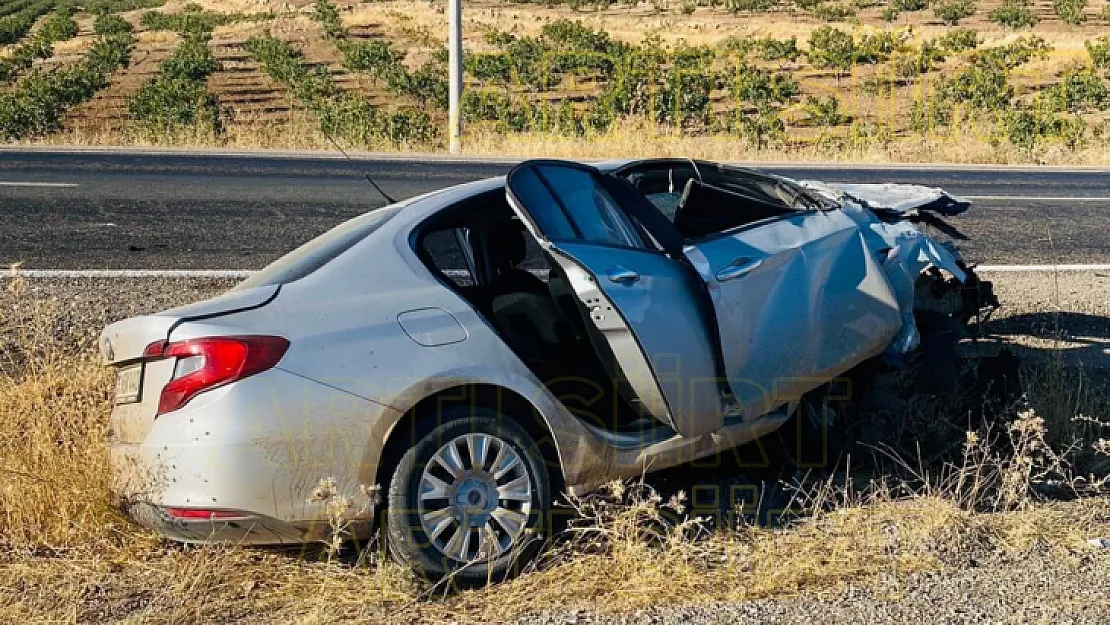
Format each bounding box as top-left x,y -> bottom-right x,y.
825,183 -> 971,216
800,180 -> 970,355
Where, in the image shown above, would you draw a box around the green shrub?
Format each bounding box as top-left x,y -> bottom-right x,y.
1053,0 -> 1086,25
938,59 -> 1013,111
936,28 -> 980,52
990,0 -> 1038,28
847,120 -> 892,148
0,30 -> 135,139
245,35 -> 437,146
85,0 -> 166,12
805,94 -> 846,126
977,35 -> 1050,69
340,39 -> 406,80
1087,36 -> 1110,70
460,89 -> 511,122
719,35 -> 756,56
127,74 -> 221,133
312,0 -> 344,38
140,4 -> 267,36
933,0 -> 975,24
909,97 -> 950,132
854,30 -> 899,63
807,26 -> 855,78
881,6 -> 899,20
725,0 -> 778,12
94,14 -> 134,36
159,35 -> 219,80
0,0 -> 39,19
892,0 -> 926,11
0,1 -> 56,45
1003,106 -> 1039,150
734,102 -> 785,149
0,7 -> 79,84
728,64 -> 800,103
40,6 -> 78,41
1038,69 -> 1109,113
1002,106 -> 1086,151
542,19 -> 618,53
758,36 -> 800,62
895,40 -> 945,78
1102,3 -> 1110,21
811,2 -> 856,21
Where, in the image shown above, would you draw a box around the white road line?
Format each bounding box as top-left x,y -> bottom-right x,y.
976,264 -> 1110,273
964,195 -> 1110,202
15,270 -> 254,278
11,265 -> 1110,278
0,181 -> 78,188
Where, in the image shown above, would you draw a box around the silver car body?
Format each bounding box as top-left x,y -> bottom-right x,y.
100,158 -> 975,544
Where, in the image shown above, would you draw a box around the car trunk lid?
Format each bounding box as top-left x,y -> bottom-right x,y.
99,285 -> 280,365
101,284 -> 279,444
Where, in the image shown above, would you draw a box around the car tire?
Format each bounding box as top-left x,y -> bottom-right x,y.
384,406 -> 551,585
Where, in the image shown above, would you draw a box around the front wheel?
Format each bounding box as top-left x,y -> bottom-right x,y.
385,408 -> 551,585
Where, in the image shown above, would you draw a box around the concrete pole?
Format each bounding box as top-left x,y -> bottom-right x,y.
448,0 -> 462,154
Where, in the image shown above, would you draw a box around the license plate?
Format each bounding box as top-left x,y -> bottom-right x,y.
114,364 -> 142,405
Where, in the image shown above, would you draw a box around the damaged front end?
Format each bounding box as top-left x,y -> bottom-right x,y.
799,181 -> 1001,358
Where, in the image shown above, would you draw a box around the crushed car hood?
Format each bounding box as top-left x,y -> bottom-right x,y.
822,183 -> 971,216
799,180 -> 970,355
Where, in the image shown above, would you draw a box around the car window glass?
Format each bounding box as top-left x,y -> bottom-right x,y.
420,228 -> 476,287
518,227 -> 551,274
536,165 -> 644,248
509,166 -> 578,240
234,205 -> 400,290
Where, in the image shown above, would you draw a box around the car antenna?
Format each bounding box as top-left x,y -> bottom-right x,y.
323,132 -> 397,205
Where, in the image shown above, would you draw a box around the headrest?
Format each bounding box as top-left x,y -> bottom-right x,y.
488,219 -> 528,268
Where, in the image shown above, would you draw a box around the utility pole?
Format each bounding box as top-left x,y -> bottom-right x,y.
448,0 -> 462,154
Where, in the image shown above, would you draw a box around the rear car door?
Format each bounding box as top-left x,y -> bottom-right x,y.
505,160 -> 725,437
684,208 -> 903,420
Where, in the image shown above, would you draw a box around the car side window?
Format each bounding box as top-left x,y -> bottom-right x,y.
511,164 -> 645,249
621,165 -> 698,223
419,228 -> 476,287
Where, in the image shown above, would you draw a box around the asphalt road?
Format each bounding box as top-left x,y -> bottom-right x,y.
1,148 -> 1107,269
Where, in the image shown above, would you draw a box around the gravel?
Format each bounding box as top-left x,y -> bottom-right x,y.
509,547 -> 1110,624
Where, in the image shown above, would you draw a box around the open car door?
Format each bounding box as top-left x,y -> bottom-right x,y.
505,160 -> 726,437
682,205 -> 904,420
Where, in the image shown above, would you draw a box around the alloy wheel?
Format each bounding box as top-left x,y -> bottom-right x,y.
417,433 -> 533,563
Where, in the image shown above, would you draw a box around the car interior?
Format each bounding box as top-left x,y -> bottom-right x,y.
614,161 -> 812,239
415,188 -> 654,433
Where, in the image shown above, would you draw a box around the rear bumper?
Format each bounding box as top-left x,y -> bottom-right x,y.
122,501 -> 314,546
107,369 -> 398,545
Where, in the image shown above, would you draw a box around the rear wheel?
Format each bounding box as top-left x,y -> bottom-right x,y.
385,408 -> 551,585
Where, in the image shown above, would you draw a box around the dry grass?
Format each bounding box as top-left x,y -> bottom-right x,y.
462,118 -> 1110,165
34,116 -> 1110,166
1,272 -> 1109,622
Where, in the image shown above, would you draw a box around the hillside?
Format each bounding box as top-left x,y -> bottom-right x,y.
2,0 -> 1110,162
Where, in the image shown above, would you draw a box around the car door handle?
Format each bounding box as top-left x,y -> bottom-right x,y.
716,257 -> 762,282
607,266 -> 640,283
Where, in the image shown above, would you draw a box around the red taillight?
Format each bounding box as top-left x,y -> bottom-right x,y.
144,335 -> 289,415
166,507 -> 250,521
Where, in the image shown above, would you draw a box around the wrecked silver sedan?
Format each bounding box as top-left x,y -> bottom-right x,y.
100,158 -> 996,582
